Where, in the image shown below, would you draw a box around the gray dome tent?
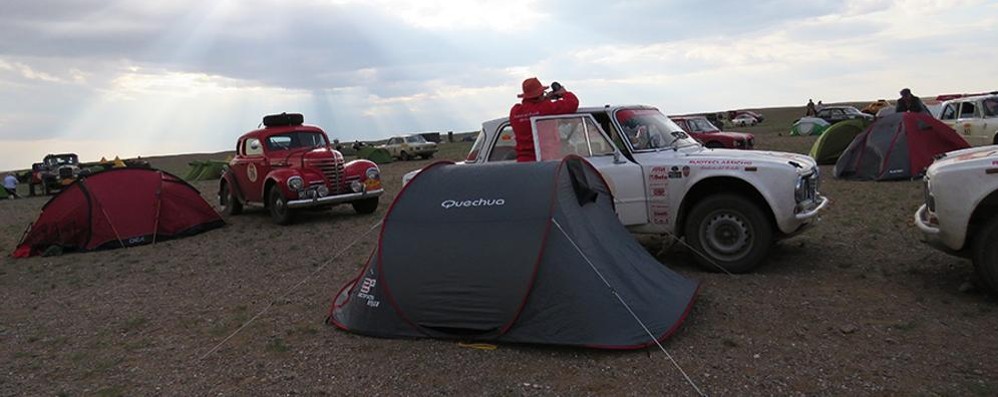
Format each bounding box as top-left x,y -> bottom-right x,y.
328,157 -> 699,349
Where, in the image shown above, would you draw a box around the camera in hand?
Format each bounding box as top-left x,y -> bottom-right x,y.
549,81 -> 563,99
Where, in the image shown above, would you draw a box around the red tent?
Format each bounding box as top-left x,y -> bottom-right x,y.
12,168 -> 223,258
834,112 -> 970,181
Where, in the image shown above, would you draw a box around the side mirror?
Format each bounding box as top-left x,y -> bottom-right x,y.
613,150 -> 624,164
249,141 -> 260,151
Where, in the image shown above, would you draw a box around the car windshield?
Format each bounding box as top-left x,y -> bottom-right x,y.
688,118 -> 719,132
466,130 -> 486,161
842,107 -> 863,115
405,135 -> 427,143
615,108 -> 698,150
266,132 -> 328,151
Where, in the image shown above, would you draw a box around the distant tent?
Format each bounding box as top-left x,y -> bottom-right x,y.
834,112 -> 970,181
808,119 -> 869,165
12,168 -> 223,257
0,187 -> 8,199
356,147 -> 394,164
329,158 -> 699,349
790,117 -> 831,136
184,160 -> 228,181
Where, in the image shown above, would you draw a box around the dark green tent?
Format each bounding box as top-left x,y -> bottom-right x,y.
809,119 -> 869,165
357,147 -> 394,164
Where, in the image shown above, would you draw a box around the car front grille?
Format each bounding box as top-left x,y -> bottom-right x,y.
308,158 -> 344,193
58,167 -> 74,179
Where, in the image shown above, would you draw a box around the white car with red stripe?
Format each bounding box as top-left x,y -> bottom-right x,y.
915,145 -> 998,294
404,105 -> 829,273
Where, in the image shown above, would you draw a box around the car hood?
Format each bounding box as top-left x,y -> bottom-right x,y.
678,146 -> 817,173
927,145 -> 998,176
698,131 -> 753,139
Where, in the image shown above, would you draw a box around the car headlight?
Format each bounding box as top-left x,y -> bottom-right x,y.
317,185 -> 329,197
288,176 -> 304,191
794,176 -> 807,202
366,167 -> 380,180
924,178 -> 935,212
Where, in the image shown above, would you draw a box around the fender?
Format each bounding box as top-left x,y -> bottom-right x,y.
344,159 -> 378,179
221,169 -> 246,203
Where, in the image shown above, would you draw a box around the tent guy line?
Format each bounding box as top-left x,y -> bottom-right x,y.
553,219 -> 707,397
196,220 -> 383,362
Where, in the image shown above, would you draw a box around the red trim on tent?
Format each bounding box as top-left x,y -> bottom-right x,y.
327,249 -> 377,329
583,283 -> 702,350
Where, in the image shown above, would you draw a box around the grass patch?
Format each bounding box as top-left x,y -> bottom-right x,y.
266,337 -> 290,353
120,316 -> 147,333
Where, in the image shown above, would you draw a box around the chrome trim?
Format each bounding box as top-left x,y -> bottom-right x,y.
795,196 -> 829,220
286,189 -> 384,209
914,204 -> 940,235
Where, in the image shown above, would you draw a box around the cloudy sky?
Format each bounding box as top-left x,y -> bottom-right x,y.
1,0 -> 996,170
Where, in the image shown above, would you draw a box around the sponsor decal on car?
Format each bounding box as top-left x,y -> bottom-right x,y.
651,202 -> 670,225
690,159 -> 753,170
668,166 -> 683,179
247,163 -> 258,182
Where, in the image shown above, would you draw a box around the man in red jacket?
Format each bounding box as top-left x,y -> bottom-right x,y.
509,77 -> 579,162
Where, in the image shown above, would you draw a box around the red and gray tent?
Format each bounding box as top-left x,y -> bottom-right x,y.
328,157 -> 699,349
12,168 -> 223,258
834,112 -> 970,181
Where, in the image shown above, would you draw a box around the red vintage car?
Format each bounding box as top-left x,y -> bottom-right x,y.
219,113 -> 383,224
669,115 -> 755,149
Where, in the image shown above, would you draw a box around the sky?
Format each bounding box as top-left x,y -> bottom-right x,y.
1,0 -> 997,170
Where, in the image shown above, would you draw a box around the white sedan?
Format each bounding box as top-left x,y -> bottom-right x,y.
730,114 -> 759,127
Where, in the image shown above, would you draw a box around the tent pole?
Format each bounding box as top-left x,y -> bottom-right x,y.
152,171 -> 164,244
99,205 -> 126,249
552,219 -> 706,397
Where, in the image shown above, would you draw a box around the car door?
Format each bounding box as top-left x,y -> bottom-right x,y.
956,101 -> 985,145
531,114 -> 648,226
231,137 -> 267,202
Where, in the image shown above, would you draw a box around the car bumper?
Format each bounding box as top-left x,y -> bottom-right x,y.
795,195 -> 829,221
914,204 -> 963,255
287,188 -> 383,209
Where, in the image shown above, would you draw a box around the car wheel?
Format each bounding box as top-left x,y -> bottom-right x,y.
268,188 -> 294,225
684,194 -> 773,273
351,197 -> 379,214
706,141 -> 724,149
400,151 -> 411,161
972,216 -> 998,295
219,182 -> 243,216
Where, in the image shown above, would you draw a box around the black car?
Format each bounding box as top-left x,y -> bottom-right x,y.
815,106 -> 874,124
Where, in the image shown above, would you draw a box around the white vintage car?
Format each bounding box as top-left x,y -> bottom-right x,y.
938,94 -> 998,146
403,105 -> 828,273
915,145 -> 998,294
380,134 -> 438,160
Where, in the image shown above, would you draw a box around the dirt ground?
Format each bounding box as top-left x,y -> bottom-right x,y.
1,108 -> 996,396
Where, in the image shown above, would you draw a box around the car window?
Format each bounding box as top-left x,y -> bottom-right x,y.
405,135 -> 426,143
266,132 -> 327,151
983,98 -> 998,117
940,104 -> 957,120
960,102 -> 978,118
534,115 -> 616,160
487,125 -> 517,162
817,109 -> 829,117
843,107 -> 862,115
466,130 -> 487,162
245,138 -> 263,156
689,118 -> 718,132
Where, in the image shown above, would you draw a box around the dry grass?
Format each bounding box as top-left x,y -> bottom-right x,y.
0,106 -> 995,395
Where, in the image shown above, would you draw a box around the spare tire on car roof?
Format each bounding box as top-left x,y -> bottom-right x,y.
263,112 -> 304,127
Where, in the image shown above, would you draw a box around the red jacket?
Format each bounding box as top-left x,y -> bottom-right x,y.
509,92 -> 579,162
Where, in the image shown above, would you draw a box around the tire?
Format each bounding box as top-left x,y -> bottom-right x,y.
705,141 -> 725,149
268,188 -> 294,225
219,182 -> 243,216
400,151 -> 411,161
352,197 -> 379,214
684,194 -> 773,273
972,216 -> 998,295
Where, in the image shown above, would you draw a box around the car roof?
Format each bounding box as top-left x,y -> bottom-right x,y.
482,104 -> 658,132
942,94 -> 998,105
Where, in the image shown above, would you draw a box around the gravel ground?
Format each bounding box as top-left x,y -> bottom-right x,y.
1,109 -> 996,396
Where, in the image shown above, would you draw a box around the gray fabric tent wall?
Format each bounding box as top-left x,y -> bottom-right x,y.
329,157 -> 699,349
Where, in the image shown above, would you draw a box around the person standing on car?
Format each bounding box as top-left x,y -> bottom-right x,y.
510,77 -> 579,162
4,173 -> 19,199
895,88 -> 927,113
